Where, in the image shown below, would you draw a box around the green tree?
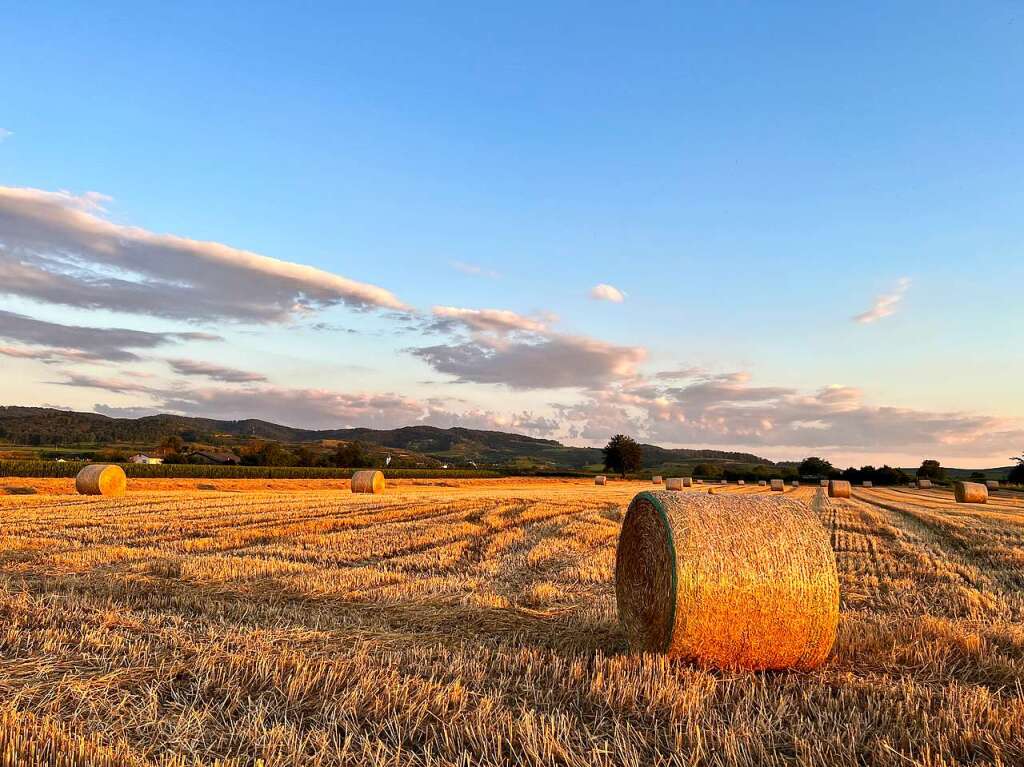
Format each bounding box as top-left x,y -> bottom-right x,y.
602,434 -> 643,477
1009,452 -> 1024,485
240,441 -> 295,466
332,441 -> 372,468
917,459 -> 945,481
798,456 -> 836,478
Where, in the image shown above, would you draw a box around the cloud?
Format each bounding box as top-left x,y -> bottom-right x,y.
0,309 -> 219,362
853,277 -> 911,324
450,261 -> 500,279
53,373 -> 158,394
0,129 -> 11,142
590,283 -> 626,303
430,306 -> 549,335
0,186 -> 409,324
167,359 -> 267,383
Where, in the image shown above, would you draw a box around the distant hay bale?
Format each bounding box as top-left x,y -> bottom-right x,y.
75,464 -> 127,496
791,480 -> 800,487
695,479 -> 703,484
861,481 -> 873,488
652,476 -> 663,484
954,481 -> 987,504
595,475 -> 607,486
985,480 -> 999,490
737,480 -> 745,485
4,486 -> 37,495
917,479 -> 932,489
758,480 -> 767,486
665,478 -> 685,491
828,480 -> 851,499
820,479 -> 828,487
351,470 -> 385,494
615,491 -> 839,670
681,477 -> 693,487
770,479 -> 784,492
197,483 -> 217,491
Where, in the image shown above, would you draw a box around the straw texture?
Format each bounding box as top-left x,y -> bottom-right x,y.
75,464 -> 127,496
954,481 -> 987,504
595,476 -> 607,486
351,470 -> 385,494
615,491 -> 839,670
828,480 -> 851,499
770,479 -> 784,492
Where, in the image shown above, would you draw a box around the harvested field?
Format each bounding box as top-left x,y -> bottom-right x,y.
0,479 -> 1023,765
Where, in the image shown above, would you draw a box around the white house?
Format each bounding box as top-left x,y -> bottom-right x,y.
129,454 -> 163,465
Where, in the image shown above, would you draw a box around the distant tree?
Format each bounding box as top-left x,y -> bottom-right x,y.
1009,452 -> 1024,485
874,465 -> 907,486
294,445 -> 320,467
240,441 -> 295,466
693,462 -> 723,480
798,456 -> 836,478
917,459 -> 946,481
970,471 -> 986,480
332,441 -> 372,468
603,434 -> 643,477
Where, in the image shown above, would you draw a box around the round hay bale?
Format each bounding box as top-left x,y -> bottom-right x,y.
827,480 -> 851,499
682,477 -> 693,487
652,476 -> 663,484
665,477 -> 685,491
861,481 -> 873,488
351,470 -> 385,494
615,491 -> 838,670
737,480 -> 745,485
75,464 -> 127,496
770,479 -> 784,492
819,479 -> 828,487
595,475 -> 607,486
791,480 -> 800,487
916,479 -> 932,489
985,480 -> 999,490
758,480 -> 767,486
197,483 -> 217,491
954,481 -> 987,504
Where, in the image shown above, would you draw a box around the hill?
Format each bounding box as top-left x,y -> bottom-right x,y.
0,406 -> 772,471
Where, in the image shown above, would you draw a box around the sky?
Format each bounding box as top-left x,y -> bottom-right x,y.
1,2 -> 1022,468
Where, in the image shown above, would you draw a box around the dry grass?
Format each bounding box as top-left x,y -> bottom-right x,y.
0,479 -> 1022,765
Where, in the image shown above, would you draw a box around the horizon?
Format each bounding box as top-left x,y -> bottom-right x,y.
2,2 -> 1022,469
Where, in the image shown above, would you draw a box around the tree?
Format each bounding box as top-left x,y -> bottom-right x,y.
603,434 -> 643,477
332,441 -> 372,468
970,471 -> 986,480
240,441 -> 295,466
798,456 -> 836,478
693,462 -> 723,480
917,459 -> 945,481
1010,452 -> 1024,485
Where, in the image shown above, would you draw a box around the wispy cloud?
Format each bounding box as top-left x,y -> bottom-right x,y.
853,277 -> 911,324
590,283 -> 626,303
167,359 -> 267,383
450,260 -> 500,279
0,186 -> 410,324
0,129 -> 12,143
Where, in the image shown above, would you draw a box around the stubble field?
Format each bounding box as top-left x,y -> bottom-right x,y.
1,478 -> 1023,766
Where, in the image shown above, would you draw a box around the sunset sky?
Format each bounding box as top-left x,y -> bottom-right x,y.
1,2 -> 1022,467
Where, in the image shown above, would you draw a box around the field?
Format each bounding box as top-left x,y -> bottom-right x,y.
1,479 -> 1023,766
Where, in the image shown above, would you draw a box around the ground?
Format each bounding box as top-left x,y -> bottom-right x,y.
0,479 -> 1022,766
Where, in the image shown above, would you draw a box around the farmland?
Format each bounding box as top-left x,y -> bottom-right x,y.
1,479 -> 1023,765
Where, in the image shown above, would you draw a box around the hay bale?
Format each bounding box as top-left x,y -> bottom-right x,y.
75,464 -> 127,496
595,475 -> 607,486
954,481 -> 987,504
791,480 -> 800,487
351,470 -> 385,494
827,480 -> 851,499
985,480 -> 999,490
819,479 -> 828,487
652,476 -> 663,484
758,480 -> 767,486
770,479 -> 784,492
916,479 -> 932,489
615,491 -> 838,670
4,486 -> 37,495
197,483 -> 217,491
861,481 -> 873,488
737,480 -> 745,485
681,477 -> 693,487
665,477 -> 685,491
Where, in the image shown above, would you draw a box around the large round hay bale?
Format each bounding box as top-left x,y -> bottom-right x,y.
916,479 -> 932,489
75,464 -> 127,496
351,470 -> 385,494
770,479 -> 784,492
615,491 -> 838,670
954,481 -> 987,504
828,480 -> 851,499
595,475 -> 607,486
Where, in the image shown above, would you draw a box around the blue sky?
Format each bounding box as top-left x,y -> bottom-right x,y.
1,2 -> 1021,466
